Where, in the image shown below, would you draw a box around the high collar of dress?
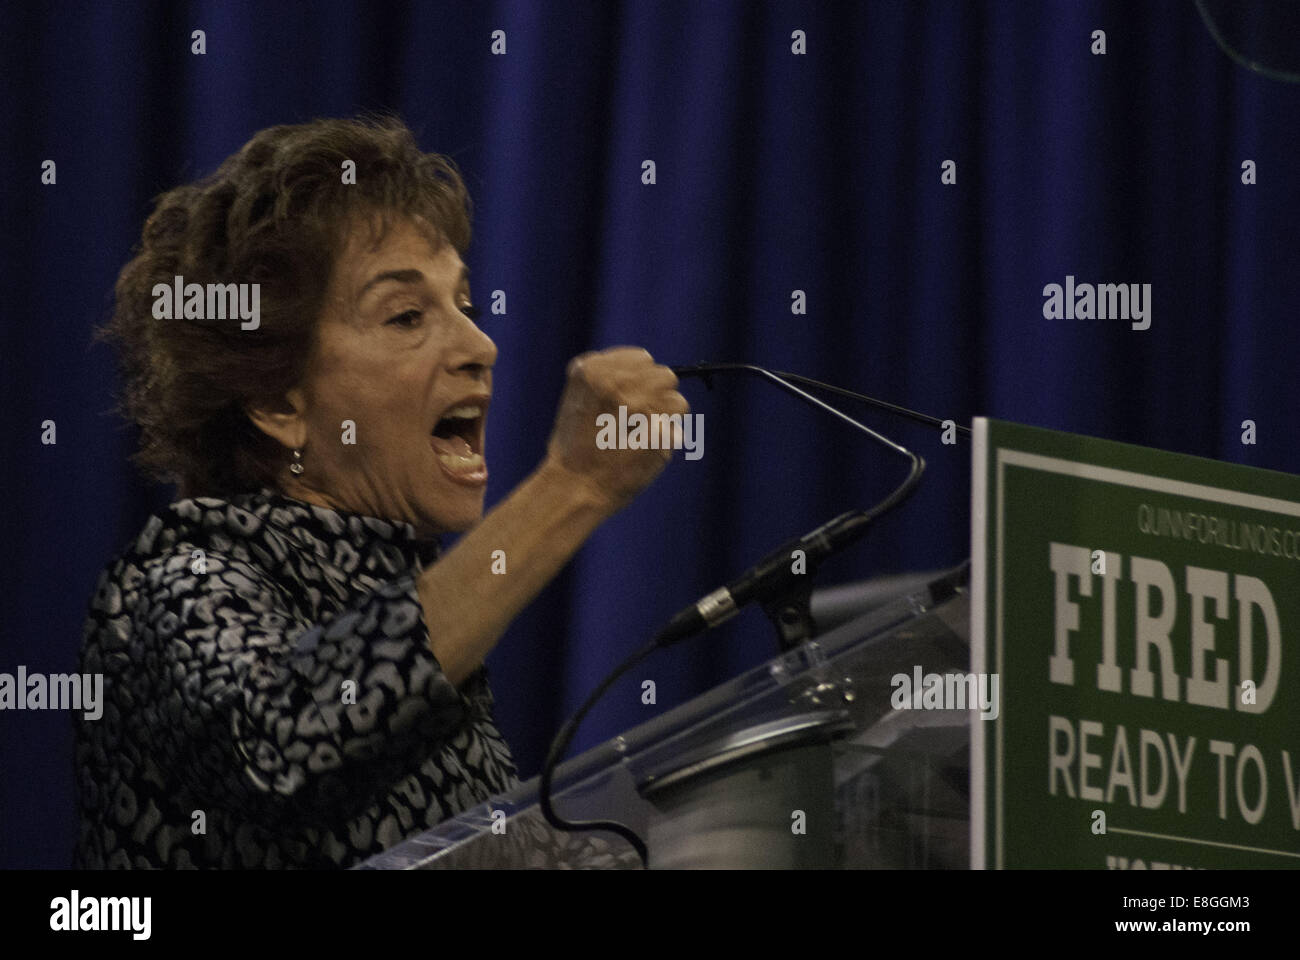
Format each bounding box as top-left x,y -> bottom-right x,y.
207,488 -> 443,569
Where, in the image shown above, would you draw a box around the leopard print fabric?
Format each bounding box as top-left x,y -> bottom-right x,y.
73,489 -> 521,868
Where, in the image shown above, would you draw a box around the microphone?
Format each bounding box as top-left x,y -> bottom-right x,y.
654,362 -> 951,649
655,515 -> 854,648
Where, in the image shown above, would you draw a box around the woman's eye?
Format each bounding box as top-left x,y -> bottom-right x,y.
460,303 -> 481,321
386,309 -> 422,328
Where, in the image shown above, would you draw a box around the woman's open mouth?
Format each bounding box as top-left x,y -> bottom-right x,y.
430,397 -> 488,485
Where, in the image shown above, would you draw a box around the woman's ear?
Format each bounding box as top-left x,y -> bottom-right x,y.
245,387 -> 308,450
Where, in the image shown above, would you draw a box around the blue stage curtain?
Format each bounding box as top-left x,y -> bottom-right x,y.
1,0 -> 1296,867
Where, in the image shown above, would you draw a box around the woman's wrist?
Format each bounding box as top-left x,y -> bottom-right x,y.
531,454 -> 624,522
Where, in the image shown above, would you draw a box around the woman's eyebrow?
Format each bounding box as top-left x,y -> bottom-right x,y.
357,264 -> 471,301
358,268 -> 426,300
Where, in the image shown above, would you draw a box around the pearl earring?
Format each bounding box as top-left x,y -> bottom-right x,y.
290,449 -> 304,475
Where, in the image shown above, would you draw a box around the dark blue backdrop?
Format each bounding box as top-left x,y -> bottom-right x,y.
2,0 -> 1297,869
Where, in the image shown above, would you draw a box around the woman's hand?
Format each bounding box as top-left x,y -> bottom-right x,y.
544,347 -> 690,514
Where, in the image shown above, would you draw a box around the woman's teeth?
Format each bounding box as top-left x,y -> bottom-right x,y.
443,405 -> 482,419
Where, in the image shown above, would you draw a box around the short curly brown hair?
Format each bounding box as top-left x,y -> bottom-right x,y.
104,114 -> 473,497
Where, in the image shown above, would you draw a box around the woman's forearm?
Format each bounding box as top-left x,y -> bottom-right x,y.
416,457 -> 614,687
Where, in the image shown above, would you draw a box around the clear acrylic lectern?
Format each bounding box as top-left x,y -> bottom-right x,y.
355,562 -> 972,869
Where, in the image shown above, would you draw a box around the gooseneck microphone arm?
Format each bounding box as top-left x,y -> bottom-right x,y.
770,368 -> 972,437
656,362 -> 927,649
671,362 -> 971,437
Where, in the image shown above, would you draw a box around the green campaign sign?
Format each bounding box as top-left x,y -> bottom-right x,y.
971,418 -> 1300,869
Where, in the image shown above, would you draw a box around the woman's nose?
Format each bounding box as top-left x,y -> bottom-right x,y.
450,314 -> 497,376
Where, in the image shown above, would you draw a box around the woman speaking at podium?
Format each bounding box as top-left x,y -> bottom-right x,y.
74,115 -> 687,868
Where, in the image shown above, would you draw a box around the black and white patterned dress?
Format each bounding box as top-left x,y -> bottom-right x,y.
73,489 -> 521,869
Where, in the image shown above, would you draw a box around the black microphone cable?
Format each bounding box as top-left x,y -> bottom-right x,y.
538,634 -> 660,866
